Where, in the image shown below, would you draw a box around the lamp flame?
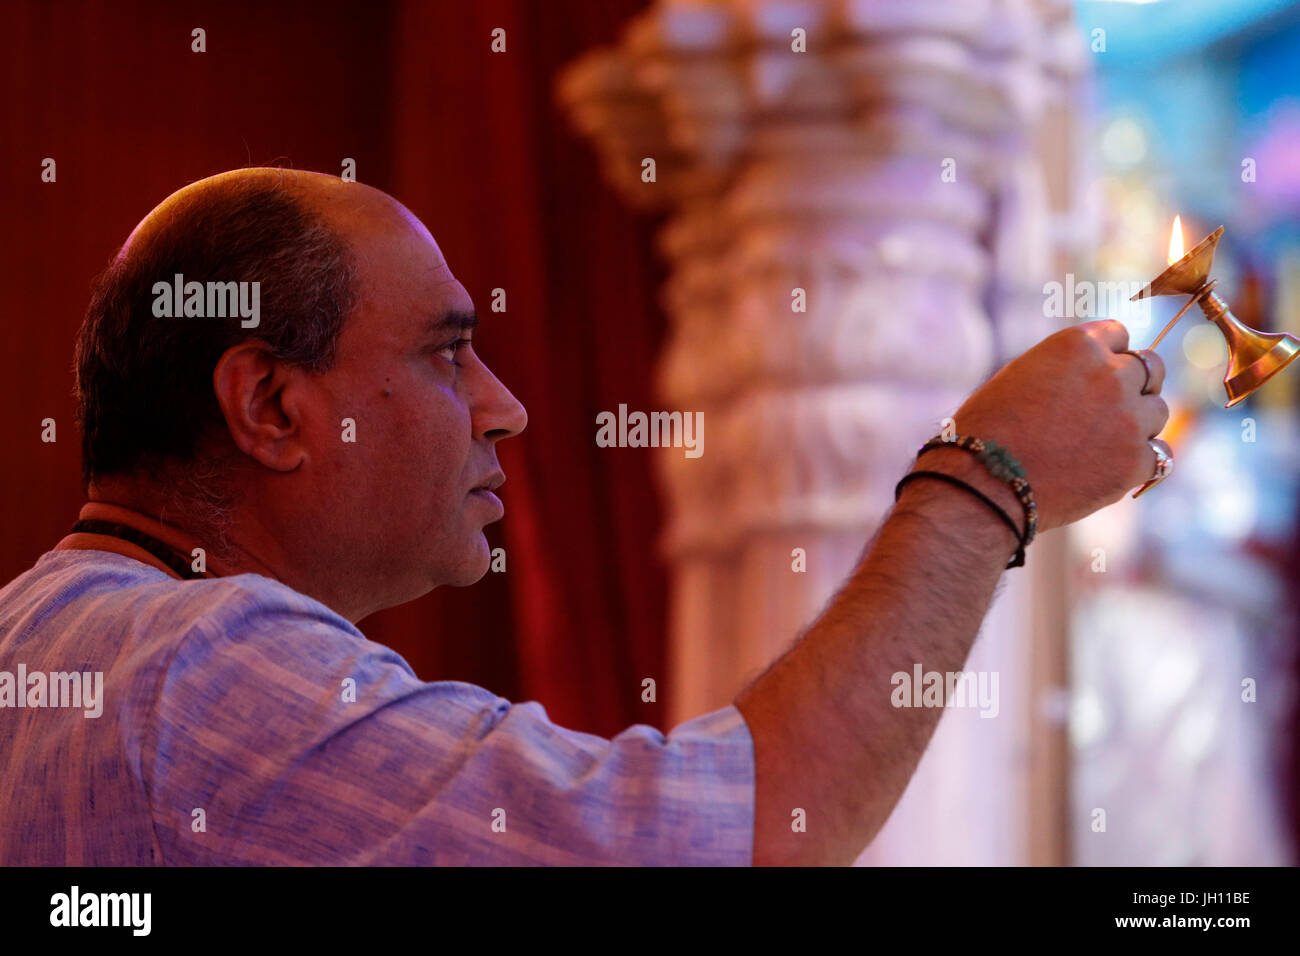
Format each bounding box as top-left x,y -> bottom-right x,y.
1168,215 -> 1184,265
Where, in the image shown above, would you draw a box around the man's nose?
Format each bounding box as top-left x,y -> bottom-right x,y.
471,361 -> 527,441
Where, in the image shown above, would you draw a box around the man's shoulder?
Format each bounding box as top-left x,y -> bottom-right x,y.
0,547 -> 487,726
0,548 -> 368,659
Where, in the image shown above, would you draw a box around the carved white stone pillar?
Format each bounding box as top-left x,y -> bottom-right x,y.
560,0 -> 1085,864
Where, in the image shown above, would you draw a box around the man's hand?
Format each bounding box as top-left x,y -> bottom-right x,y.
735,319 -> 1169,866
941,319 -> 1170,530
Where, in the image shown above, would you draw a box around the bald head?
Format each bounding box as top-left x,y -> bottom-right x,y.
120,168 -> 410,260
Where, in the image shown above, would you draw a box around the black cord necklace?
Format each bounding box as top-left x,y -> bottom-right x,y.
70,518 -> 212,580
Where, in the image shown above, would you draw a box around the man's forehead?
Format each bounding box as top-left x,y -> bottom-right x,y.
309,182 -> 446,265
348,227 -> 464,302
311,186 -> 472,321
343,231 -> 476,348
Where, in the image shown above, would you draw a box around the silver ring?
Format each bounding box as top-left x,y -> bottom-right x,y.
1132,440 -> 1173,498
1150,440 -> 1173,479
1122,349 -> 1154,395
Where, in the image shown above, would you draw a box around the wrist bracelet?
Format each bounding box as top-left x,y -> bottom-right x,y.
894,470 -> 1027,569
915,434 -> 1038,551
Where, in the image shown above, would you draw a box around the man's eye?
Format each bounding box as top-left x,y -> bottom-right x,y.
436,338 -> 473,365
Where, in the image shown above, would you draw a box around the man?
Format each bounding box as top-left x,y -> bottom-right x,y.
0,168 -> 1169,865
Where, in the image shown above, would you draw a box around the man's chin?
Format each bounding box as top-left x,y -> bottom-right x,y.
444,532 -> 494,587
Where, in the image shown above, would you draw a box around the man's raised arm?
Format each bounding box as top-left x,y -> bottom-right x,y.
735,319 -> 1170,866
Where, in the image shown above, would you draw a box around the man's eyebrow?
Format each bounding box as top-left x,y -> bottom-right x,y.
422,309 -> 479,338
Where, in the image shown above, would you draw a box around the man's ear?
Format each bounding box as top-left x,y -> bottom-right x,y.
212,341 -> 309,473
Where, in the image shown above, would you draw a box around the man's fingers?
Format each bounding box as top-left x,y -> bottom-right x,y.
1081,318 -> 1130,353
1118,348 -> 1166,396
1139,394 -> 1170,440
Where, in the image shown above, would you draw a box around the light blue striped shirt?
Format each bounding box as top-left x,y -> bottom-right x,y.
0,549 -> 754,865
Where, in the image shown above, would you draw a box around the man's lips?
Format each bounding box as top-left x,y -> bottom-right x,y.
469,471 -> 505,518
469,472 -> 506,495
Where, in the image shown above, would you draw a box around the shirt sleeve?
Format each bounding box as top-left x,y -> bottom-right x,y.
134,581 -> 755,866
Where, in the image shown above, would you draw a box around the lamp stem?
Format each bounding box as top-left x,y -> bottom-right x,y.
1145,281 -> 1215,351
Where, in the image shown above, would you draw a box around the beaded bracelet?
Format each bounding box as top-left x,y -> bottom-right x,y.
914,434 -> 1038,564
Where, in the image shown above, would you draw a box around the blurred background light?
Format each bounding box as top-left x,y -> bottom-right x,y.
1072,0 -> 1300,864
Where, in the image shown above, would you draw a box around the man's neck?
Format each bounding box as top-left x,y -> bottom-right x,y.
57,500 -> 281,582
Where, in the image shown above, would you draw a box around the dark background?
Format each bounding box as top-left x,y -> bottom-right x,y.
0,0 -> 668,738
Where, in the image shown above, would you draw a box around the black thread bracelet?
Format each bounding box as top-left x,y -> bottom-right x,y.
915,434 -> 1038,550
894,470 -> 1027,569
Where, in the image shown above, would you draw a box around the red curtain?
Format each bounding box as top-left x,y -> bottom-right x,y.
0,0 -> 666,738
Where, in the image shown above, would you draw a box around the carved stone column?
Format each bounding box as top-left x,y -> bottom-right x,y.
560,0 -> 1085,864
